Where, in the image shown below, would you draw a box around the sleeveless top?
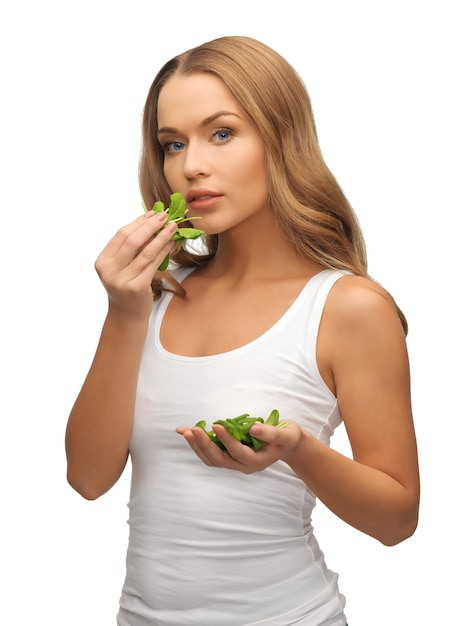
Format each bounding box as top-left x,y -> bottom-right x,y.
117,268 -> 348,626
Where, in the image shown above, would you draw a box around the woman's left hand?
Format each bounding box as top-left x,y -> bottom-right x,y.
176,420 -> 304,473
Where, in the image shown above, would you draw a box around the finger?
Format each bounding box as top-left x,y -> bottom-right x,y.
113,212 -> 171,263
177,426 -> 248,470
99,211 -> 169,262
176,426 -> 212,465
96,217 -> 176,287
249,422 -> 285,443
176,426 -> 223,467
121,224 -> 177,291
249,422 -> 299,455
210,424 -> 259,465
133,221 -> 177,273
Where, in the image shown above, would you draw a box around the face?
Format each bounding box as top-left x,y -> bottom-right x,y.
156,72 -> 270,235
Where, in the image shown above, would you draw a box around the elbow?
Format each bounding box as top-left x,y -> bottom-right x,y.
378,507 -> 419,547
380,519 -> 418,546
66,469 -> 110,501
66,451 -> 127,501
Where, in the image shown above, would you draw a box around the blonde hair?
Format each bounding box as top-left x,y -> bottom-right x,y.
139,36 -> 407,333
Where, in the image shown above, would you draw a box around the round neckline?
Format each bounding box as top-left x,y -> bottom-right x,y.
153,268 -> 333,362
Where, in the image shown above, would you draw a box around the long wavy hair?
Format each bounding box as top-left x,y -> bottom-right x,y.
139,36 -> 407,333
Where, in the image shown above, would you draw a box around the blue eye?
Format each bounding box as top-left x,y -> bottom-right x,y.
213,128 -> 232,142
164,141 -> 185,153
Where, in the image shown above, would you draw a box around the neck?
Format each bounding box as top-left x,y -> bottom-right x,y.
205,212 -> 319,282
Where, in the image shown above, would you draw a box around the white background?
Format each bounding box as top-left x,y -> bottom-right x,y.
1,1 -> 457,624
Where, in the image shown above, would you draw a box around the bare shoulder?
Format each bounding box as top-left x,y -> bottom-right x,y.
317,274 -> 407,394
324,274 -> 405,336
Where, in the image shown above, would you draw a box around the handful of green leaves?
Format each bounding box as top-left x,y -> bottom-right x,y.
142,192 -> 205,270
195,409 -> 288,451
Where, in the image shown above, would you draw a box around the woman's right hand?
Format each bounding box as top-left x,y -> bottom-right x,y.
95,210 -> 177,318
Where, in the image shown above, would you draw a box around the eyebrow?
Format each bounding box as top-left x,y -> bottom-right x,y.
157,111 -> 242,135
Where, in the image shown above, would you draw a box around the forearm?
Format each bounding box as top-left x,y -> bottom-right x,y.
284,431 -> 419,546
65,309 -> 149,499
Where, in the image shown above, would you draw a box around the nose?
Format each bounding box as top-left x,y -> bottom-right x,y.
183,141 -> 210,180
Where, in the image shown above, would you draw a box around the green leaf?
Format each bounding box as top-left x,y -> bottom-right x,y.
153,201 -> 165,213
157,253 -> 170,271
266,409 -> 279,426
168,192 -> 186,220
249,437 -> 266,451
140,193 -> 205,270
172,228 -> 205,241
193,410 -> 285,452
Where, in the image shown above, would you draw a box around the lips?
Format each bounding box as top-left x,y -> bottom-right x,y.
185,188 -> 220,203
186,188 -> 221,211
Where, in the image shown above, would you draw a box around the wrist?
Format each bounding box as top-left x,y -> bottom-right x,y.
105,302 -> 152,333
107,294 -> 153,322
281,427 -> 313,467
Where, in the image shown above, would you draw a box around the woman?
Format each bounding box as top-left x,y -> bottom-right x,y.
65,36 -> 420,626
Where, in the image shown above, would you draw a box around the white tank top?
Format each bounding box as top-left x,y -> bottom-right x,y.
118,268 -> 348,626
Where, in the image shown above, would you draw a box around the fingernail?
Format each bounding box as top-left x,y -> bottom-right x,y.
156,211 -> 168,221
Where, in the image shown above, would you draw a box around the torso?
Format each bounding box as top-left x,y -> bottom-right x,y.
119,266 -> 348,625
160,267 -> 321,357
160,265 -> 338,393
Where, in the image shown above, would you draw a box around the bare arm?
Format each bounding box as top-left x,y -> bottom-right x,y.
176,276 -> 420,546
65,211 -> 177,500
287,275 -> 420,545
